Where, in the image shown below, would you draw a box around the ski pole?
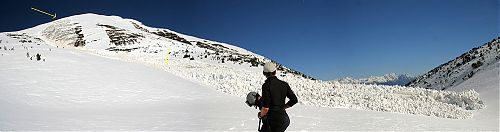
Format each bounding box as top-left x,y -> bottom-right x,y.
258,118 -> 262,131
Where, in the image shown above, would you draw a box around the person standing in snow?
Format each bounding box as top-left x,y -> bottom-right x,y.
246,92 -> 269,132
258,62 -> 298,132
36,53 -> 41,61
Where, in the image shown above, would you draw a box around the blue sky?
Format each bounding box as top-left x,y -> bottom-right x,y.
1,0 -> 498,80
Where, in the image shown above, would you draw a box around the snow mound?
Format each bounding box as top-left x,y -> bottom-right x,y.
318,84 -> 483,119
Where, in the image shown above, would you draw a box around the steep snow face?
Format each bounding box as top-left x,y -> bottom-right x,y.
333,73 -> 415,86
0,13 -> 488,120
40,20 -> 85,47
407,37 -> 500,90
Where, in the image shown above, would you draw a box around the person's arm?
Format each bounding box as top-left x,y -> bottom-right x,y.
285,82 -> 298,109
260,83 -> 271,117
259,107 -> 269,118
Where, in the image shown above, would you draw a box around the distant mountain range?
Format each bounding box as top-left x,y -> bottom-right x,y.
332,73 -> 416,86
332,37 -> 500,88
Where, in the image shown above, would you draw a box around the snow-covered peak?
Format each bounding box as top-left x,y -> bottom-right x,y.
16,13 -> 314,80
20,13 -> 131,33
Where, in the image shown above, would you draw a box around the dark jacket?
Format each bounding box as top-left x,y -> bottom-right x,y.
262,76 -> 298,112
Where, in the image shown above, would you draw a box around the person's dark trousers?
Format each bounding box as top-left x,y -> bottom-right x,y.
267,110 -> 290,132
284,111 -> 290,130
260,118 -> 269,132
261,112 -> 289,132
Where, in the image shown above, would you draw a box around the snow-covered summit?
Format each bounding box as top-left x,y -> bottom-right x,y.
333,73 -> 415,86
19,13 -> 314,80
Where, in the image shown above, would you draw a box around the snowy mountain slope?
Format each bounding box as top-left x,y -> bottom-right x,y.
22,13 -> 313,80
0,13 -> 489,122
407,37 -> 500,90
446,60 -> 499,129
0,34 -> 257,130
333,73 -> 415,86
0,32 -> 497,131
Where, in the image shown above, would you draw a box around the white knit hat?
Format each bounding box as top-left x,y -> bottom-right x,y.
263,62 -> 277,72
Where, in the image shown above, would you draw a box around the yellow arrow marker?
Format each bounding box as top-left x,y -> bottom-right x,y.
165,47 -> 170,64
31,7 -> 57,19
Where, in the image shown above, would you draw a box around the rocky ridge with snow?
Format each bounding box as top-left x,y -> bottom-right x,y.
407,37 -> 500,90
33,14 -> 314,80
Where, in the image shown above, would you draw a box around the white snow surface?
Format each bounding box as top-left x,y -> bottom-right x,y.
0,13 -> 498,130
446,60 -> 500,130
